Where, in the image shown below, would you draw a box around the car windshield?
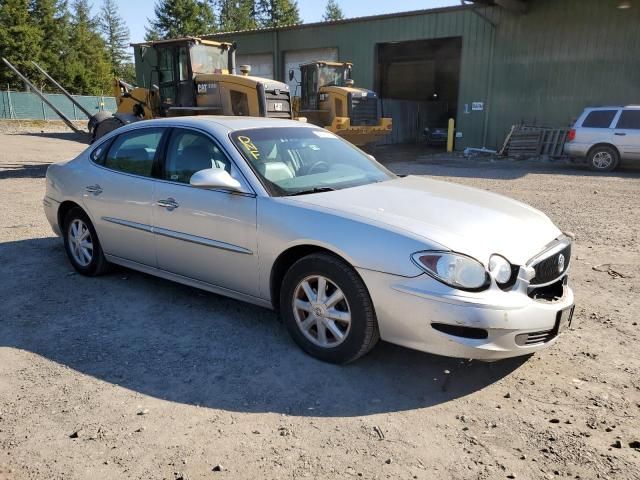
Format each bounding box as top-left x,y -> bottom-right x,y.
317,65 -> 351,87
190,44 -> 229,74
230,127 -> 395,196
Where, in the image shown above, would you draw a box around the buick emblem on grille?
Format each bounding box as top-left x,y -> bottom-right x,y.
558,254 -> 565,273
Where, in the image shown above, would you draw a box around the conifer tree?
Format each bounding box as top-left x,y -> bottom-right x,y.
29,0 -> 71,90
218,0 -> 257,32
0,0 -> 43,89
66,0 -> 112,94
256,0 -> 300,28
322,0 -> 343,21
99,0 -> 131,79
146,0 -> 217,40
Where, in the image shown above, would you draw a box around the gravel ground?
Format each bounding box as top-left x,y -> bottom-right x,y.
1,121 -> 639,480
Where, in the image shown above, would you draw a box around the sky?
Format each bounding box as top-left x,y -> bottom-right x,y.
96,0 -> 461,44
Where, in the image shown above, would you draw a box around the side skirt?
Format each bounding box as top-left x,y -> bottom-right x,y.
104,254 -> 274,310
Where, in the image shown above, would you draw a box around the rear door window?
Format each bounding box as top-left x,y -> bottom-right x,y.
581,110 -> 617,128
615,110 -> 640,130
103,128 -> 164,177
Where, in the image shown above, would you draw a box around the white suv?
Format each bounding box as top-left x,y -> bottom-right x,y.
564,105 -> 640,171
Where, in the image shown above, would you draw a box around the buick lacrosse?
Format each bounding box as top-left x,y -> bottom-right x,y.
44,117 -> 574,364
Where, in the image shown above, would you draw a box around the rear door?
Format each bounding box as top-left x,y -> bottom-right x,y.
613,108 -> 640,161
83,127 -> 166,267
577,109 -> 617,147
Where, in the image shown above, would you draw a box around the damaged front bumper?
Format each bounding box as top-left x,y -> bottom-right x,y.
357,266 -> 574,361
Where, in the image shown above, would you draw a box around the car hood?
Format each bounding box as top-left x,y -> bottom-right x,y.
288,176 -> 562,266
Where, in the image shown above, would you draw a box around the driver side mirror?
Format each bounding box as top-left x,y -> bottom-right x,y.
288,69 -> 296,82
190,168 -> 242,191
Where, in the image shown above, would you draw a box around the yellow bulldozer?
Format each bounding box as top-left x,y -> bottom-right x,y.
91,37 -> 293,140
289,61 -> 392,146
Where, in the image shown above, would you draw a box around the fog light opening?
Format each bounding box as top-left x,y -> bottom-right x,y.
431,323 -> 488,340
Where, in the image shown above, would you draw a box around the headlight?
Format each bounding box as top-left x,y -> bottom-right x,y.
489,255 -> 512,284
412,251 -> 489,291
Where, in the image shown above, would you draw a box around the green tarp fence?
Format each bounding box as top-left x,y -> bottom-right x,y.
0,91 -> 116,121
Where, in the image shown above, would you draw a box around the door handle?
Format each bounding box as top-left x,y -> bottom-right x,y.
614,132 -> 626,136
157,197 -> 179,211
85,184 -> 103,195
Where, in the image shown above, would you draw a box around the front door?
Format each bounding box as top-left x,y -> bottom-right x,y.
82,127 -> 166,267
152,128 -> 259,297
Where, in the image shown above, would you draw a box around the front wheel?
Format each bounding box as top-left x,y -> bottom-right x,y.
587,145 -> 619,172
280,253 -> 379,364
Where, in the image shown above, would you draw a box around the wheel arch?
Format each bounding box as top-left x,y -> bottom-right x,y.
270,244 -> 359,312
57,200 -> 86,231
587,142 -> 620,159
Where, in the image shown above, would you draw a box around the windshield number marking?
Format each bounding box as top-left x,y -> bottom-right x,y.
237,136 -> 260,160
312,130 -> 337,139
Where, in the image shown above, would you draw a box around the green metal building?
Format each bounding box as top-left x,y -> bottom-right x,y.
200,0 -> 640,149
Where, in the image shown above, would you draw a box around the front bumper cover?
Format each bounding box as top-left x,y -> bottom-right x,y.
357,267 -> 574,360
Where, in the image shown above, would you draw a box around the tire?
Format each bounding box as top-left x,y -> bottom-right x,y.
92,116 -> 124,143
63,207 -> 110,276
587,145 -> 619,172
280,253 -> 379,364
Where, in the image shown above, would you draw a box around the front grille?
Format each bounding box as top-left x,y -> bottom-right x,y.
530,243 -> 571,286
265,91 -> 292,119
350,94 -> 380,126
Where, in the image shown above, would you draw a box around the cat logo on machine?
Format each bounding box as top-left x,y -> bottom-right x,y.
197,83 -> 217,94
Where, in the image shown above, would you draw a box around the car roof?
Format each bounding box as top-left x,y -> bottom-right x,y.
121,116 -> 319,133
584,105 -> 640,110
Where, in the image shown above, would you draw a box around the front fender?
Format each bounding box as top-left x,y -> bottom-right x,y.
257,197 -> 445,300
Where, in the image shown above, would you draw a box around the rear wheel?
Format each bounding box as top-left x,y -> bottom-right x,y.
587,145 -> 619,172
280,253 -> 379,364
63,208 -> 110,276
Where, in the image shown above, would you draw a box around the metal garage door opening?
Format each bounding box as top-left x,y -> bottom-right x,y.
376,37 -> 462,144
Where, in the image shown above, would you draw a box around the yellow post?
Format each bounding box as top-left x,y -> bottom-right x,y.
447,117 -> 455,153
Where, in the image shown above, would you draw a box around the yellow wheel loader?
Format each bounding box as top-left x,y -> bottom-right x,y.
290,61 -> 392,146
92,37 -> 293,141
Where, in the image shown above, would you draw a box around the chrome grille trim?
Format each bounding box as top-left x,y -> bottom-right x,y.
526,235 -> 572,287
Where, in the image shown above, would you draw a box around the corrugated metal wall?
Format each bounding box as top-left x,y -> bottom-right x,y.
212,6 -> 494,149
0,91 -> 116,121
487,0 -> 640,148
204,0 -> 640,149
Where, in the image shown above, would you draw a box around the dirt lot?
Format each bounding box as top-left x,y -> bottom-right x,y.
1,121 -> 639,480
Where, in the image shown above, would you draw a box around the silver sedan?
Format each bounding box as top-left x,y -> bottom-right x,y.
44,117 -> 575,363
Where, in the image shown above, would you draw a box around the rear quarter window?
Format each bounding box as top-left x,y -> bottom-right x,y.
581,110 -> 617,128
90,139 -> 112,165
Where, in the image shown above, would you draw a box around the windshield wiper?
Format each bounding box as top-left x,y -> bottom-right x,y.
286,187 -> 336,196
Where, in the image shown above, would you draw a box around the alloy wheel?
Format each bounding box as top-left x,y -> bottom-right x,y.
68,219 -> 93,267
592,151 -> 613,169
292,275 -> 352,348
